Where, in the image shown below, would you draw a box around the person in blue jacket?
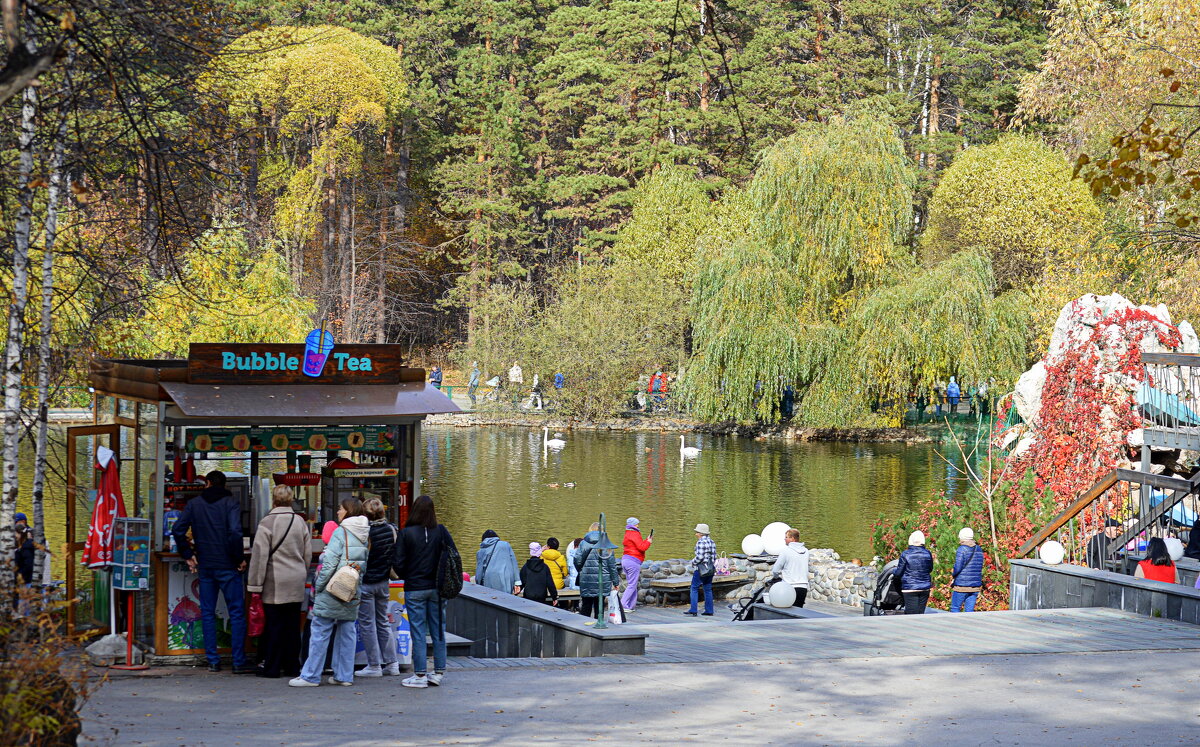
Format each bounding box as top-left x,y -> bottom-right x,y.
950,527 -> 984,612
946,377 -> 961,412
475,530 -> 521,594
429,366 -> 443,390
171,471 -> 253,673
894,530 -> 933,615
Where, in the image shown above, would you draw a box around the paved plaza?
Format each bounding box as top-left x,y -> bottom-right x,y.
82,608 -> 1200,745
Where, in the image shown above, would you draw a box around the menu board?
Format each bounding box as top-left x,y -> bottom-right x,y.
185,426 -> 394,453
113,517 -> 151,591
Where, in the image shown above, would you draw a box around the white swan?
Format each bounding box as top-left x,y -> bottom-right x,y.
543,427 -> 566,450
679,435 -> 701,458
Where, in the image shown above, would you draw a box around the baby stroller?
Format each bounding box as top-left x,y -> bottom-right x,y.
730,576 -> 783,622
866,559 -> 904,616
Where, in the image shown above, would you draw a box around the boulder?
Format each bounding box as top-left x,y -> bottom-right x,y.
1013,361 -> 1046,426
1180,321 -> 1200,354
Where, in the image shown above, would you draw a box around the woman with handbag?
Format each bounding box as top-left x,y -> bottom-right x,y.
246,486 -> 309,678
355,498 -> 399,678
949,527 -> 985,612
390,495 -> 459,689
290,497 -> 369,687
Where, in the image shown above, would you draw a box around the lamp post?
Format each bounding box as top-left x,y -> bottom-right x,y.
592,512 -> 620,630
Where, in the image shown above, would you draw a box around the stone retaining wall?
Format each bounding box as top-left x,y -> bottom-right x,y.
631,549 -> 877,609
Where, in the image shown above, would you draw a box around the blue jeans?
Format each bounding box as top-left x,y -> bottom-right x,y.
950,590 -> 978,612
357,580 -> 396,668
688,570 -> 713,614
406,589 -> 445,674
197,567 -> 246,667
299,615 -> 356,683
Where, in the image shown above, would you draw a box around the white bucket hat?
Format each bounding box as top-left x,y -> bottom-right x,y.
694,523 -> 710,535
908,530 -> 926,546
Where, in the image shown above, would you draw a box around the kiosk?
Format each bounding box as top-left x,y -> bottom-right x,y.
65,342 -> 457,660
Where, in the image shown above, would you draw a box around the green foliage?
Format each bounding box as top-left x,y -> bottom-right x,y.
685,114 -> 915,423
812,251 -> 1031,426
923,135 -> 1104,290
609,166 -> 713,290
107,228 -> 315,358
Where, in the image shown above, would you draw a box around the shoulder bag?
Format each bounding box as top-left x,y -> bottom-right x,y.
327,527 -> 364,603
438,526 -> 464,599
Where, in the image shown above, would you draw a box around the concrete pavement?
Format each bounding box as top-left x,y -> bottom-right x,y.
83,646 -> 1200,745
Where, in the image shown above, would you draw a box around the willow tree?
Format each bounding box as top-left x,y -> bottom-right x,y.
806,251 -> 1031,426
686,113 -> 916,423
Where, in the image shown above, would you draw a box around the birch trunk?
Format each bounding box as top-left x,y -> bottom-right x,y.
0,83 -> 38,598
31,116 -> 67,586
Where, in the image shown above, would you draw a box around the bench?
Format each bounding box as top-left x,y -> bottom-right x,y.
648,572 -> 752,606
555,587 -> 580,611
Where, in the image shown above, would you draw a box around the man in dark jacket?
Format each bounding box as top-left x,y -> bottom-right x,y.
1088,518 -> 1124,568
171,471 -> 252,673
574,527 -> 618,619
520,543 -> 558,606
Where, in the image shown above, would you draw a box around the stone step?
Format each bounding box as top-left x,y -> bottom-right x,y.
432,632 -> 473,657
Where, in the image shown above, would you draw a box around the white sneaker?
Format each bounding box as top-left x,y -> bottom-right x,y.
427,671 -> 443,686
327,676 -> 353,686
288,677 -> 318,687
401,674 -> 428,688
355,666 -> 383,678
382,662 -> 401,676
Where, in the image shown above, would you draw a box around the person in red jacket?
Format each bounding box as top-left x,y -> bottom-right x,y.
621,518 -> 653,612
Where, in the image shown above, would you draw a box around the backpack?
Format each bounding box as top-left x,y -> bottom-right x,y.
438,526 -> 464,599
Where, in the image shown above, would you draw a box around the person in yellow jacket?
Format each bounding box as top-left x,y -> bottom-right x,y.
541,537 -> 568,589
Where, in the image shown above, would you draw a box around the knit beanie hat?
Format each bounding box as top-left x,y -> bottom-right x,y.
908,530 -> 926,546
528,542 -> 543,557
958,527 -> 974,541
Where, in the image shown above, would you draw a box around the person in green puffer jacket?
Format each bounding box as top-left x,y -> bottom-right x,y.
574,525 -> 619,620
290,498 -> 370,688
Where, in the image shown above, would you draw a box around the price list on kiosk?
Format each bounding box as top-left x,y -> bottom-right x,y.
185,426 -> 394,453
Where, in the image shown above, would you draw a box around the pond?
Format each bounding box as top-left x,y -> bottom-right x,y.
19,424 -> 975,579
421,425 -> 973,561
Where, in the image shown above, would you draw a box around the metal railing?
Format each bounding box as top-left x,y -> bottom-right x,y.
1141,352 -> 1200,450
1017,467 -> 1200,572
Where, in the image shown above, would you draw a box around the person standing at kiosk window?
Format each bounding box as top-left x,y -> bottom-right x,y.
246,485 -> 309,678
355,498 -> 399,678
172,470 -> 255,674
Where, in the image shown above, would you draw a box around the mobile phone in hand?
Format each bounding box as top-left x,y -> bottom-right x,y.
649,529 -> 655,539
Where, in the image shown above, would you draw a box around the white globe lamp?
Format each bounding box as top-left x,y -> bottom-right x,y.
1039,540 -> 1066,566
761,522 -> 790,556
1166,537 -> 1185,562
741,534 -> 765,556
768,582 -> 796,608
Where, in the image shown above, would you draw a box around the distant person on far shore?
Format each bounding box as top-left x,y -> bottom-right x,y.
508,361 -> 523,405
895,530 -> 933,615
621,518 -> 652,612
429,365 -> 443,390
946,377 -> 961,413
684,523 -> 716,617
949,527 -> 984,612
467,362 -> 481,407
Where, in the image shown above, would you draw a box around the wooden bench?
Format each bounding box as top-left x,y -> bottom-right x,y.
555,587 -> 580,611
648,572 -> 752,606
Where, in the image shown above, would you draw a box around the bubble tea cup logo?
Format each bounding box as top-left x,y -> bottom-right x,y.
304,329 -> 335,377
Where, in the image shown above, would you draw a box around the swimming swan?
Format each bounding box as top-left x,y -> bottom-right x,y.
679,435 -> 700,458
544,428 -> 566,450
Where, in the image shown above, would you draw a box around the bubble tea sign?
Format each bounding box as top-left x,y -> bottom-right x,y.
187,337 -> 406,385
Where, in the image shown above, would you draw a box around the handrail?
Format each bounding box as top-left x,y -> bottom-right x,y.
1016,468 -> 1199,558
1142,352 -> 1200,366
1015,471 -> 1120,557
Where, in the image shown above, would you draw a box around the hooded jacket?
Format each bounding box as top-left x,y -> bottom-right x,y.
623,528 -> 651,563
312,516 -> 370,620
172,486 -> 243,570
951,542 -> 984,589
574,530 -> 619,598
895,545 -> 934,591
520,557 -> 558,603
771,541 -> 809,588
476,536 -> 520,593
541,547 -> 568,589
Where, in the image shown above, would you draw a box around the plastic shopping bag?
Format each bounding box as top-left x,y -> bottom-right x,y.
607,589 -> 623,625
247,593 -> 265,637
